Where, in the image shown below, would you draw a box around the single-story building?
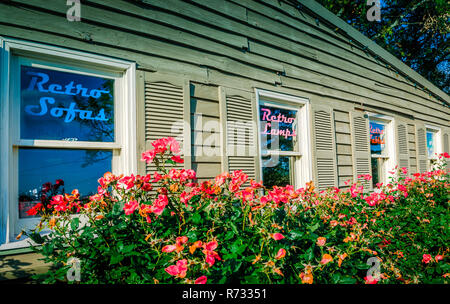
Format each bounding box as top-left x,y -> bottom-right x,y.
0,0 -> 448,279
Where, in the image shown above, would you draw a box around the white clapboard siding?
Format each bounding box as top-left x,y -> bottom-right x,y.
312,104 -> 337,191
350,111 -> 372,191
416,123 -> 428,173
143,73 -> 190,176
220,87 -> 258,186
396,120 -> 410,176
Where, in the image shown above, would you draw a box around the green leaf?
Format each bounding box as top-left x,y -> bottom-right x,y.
304,247 -> 314,261
28,232 -> 46,245
230,222 -> 238,234
309,222 -> 320,233
340,277 -> 357,284
71,217 -> 80,231
289,230 -> 304,240
192,213 -> 201,224
110,254 -> 124,265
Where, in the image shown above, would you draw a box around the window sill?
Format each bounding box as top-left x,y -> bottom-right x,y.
0,238 -> 39,252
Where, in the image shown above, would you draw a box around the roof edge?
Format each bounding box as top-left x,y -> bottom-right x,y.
291,0 -> 449,105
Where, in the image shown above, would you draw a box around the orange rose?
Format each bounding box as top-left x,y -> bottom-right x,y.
299,272 -> 314,284
316,237 -> 326,247
275,248 -> 286,260
320,254 -> 333,265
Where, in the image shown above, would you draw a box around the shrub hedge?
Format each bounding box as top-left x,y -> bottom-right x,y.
24,137 -> 450,284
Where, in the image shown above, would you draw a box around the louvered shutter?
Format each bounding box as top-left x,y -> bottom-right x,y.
444,132 -> 449,168
416,123 -> 427,172
139,72 -> 190,176
396,120 -> 410,176
407,123 -> 418,174
220,87 -> 258,185
312,104 -> 337,191
350,111 -> 372,191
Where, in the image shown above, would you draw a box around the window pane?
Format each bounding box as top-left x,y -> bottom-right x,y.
369,121 -> 386,155
18,148 -> 112,218
259,104 -> 298,152
371,158 -> 380,187
426,131 -> 435,158
262,156 -> 293,188
21,66 -> 114,142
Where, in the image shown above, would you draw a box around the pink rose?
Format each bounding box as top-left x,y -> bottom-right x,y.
422,254 -> 432,264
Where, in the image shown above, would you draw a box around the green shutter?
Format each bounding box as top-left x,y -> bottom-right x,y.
220,87 -> 259,185
350,111 -> 372,191
312,104 -> 337,191
396,120 -> 410,176
139,72 -> 190,176
416,123 -> 427,172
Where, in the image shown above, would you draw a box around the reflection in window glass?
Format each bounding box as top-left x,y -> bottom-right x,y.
259,104 -> 297,152
18,148 -> 112,218
369,121 -> 386,155
262,156 -> 292,189
427,131 -> 435,158
371,158 -> 380,188
20,66 -> 115,142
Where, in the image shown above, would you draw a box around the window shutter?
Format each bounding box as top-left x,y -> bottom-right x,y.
312,104 -> 337,191
350,111 -> 372,191
443,131 -> 449,168
407,123 -> 418,174
138,72 -> 190,176
416,123 -> 427,172
396,120 -> 410,176
220,87 -> 259,185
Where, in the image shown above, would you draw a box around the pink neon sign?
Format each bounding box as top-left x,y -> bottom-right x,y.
260,107 -> 296,139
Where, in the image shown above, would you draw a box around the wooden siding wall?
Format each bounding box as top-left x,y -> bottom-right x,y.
334,110 -> 353,188
0,0 -> 448,189
190,82 -> 222,181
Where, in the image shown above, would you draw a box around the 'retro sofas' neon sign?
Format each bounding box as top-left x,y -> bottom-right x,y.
24,71 -> 110,123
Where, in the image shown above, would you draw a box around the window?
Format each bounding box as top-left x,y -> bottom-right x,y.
368,114 -> 396,187
256,90 -> 311,189
426,126 -> 442,169
0,39 -> 136,249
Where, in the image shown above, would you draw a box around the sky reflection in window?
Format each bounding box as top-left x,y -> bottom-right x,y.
18,148 -> 112,218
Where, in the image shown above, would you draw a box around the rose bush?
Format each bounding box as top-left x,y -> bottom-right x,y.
24,138 -> 449,284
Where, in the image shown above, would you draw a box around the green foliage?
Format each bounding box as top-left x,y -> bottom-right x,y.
315,0 -> 449,93
23,139 -> 450,284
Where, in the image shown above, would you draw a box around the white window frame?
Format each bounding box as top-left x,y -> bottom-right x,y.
255,89 -> 312,188
367,113 -> 397,184
425,125 -> 442,168
0,37 -> 137,250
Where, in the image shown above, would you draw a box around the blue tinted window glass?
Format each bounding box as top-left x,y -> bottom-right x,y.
259,104 -> 298,152
369,121 -> 386,155
21,66 -> 114,142
18,148 -> 112,218
427,131 -> 435,158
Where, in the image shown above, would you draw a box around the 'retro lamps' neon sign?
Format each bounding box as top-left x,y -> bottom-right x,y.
370,124 -> 385,145
260,107 -> 296,139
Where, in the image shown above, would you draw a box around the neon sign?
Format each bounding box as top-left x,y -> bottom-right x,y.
20,66 -> 114,142
24,71 -> 110,123
26,71 -> 110,98
260,107 -> 296,139
370,124 -> 385,145
369,121 -> 385,154
25,97 -> 108,123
